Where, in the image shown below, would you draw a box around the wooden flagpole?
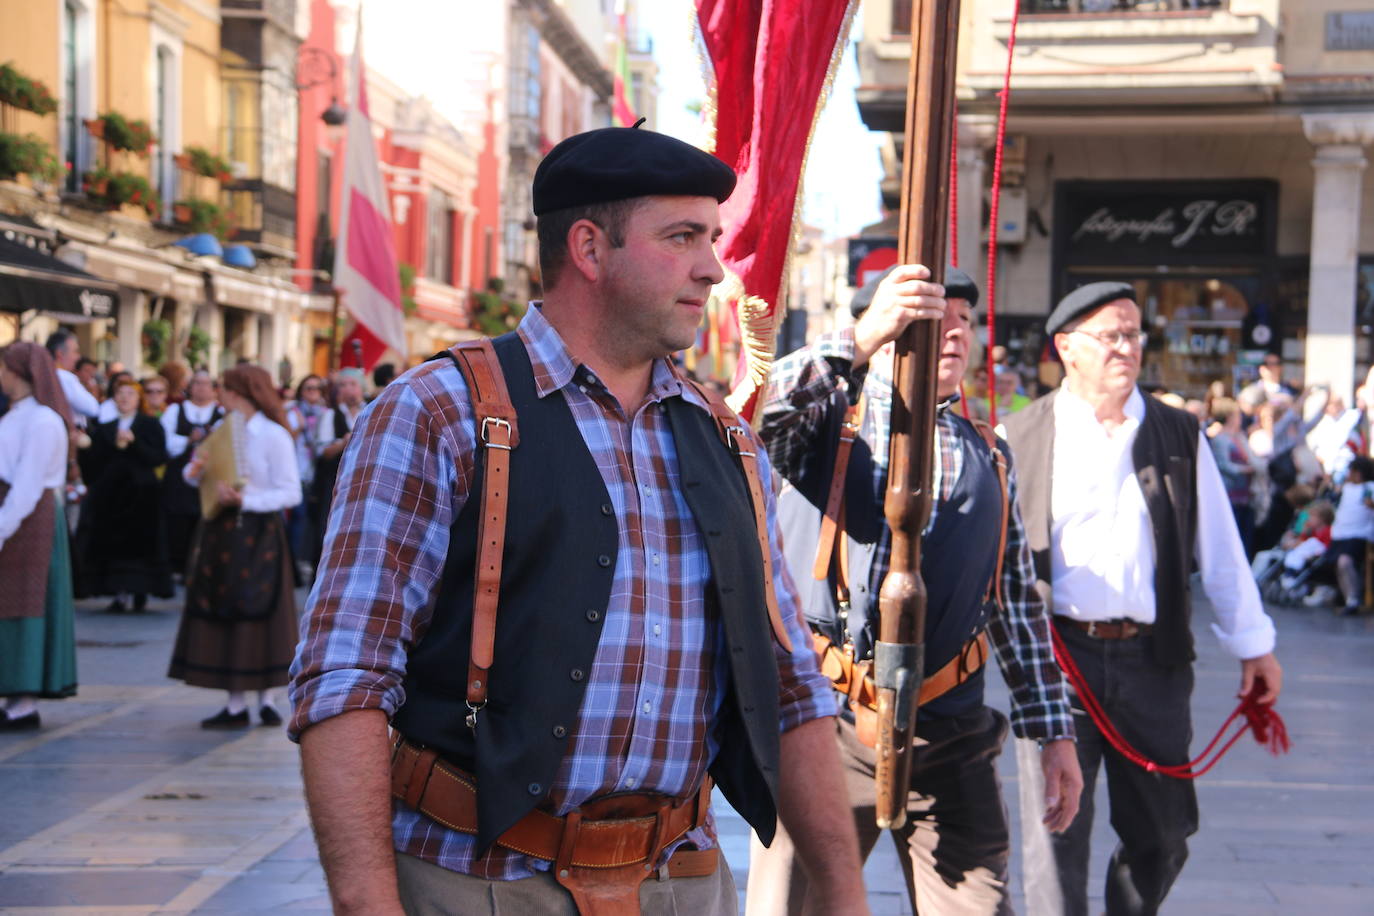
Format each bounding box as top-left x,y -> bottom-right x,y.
873,0 -> 962,829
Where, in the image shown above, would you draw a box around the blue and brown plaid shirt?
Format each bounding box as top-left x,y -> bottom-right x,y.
760,328 -> 1074,743
289,306 -> 833,879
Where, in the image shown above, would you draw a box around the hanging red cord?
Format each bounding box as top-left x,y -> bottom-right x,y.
949,99 -> 959,269
1051,625 -> 1290,778
983,0 -> 1020,428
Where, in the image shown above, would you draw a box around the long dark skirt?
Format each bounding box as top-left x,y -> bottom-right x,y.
167,509 -> 298,691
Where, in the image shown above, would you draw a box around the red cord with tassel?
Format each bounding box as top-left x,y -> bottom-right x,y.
1051,625 -> 1290,778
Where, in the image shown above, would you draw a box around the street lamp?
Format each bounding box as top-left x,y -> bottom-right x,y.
296,46 -> 348,139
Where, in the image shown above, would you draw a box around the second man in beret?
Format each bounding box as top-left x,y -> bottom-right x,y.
749,264 -> 1082,914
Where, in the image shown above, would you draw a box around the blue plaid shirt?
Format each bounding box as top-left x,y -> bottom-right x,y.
760,328 -> 1074,743
289,305 -> 833,879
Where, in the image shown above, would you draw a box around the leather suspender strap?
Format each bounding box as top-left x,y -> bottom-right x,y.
685,379 -> 793,653
970,419 -> 1010,609
813,399 -> 864,585
438,340 -> 520,719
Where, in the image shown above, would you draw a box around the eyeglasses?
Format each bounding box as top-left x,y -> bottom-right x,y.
302,384 -> 323,391
1070,328 -> 1148,352
145,388 -> 166,395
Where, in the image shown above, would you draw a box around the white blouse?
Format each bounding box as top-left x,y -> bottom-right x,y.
0,397 -> 67,550
185,411 -> 301,514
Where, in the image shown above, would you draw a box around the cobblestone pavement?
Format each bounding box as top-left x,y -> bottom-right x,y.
1,591 -> 1370,914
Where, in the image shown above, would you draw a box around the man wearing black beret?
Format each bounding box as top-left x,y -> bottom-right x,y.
291,125 -> 871,915
1002,281 -> 1284,916
748,264 -> 1082,914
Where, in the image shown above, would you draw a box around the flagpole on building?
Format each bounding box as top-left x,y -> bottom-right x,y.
328,288 -> 342,372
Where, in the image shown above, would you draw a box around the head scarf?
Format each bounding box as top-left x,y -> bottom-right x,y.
3,341 -> 73,431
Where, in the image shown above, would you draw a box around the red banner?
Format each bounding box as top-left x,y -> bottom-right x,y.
696,0 -> 856,413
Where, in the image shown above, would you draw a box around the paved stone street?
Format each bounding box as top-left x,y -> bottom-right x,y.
1,591 -> 1370,914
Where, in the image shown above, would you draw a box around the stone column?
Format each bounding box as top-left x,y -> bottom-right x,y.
1301,113 -> 1374,401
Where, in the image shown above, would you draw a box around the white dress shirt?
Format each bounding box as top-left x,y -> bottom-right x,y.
1330,482 -> 1374,542
161,401 -> 221,459
184,411 -> 301,514
0,397 -> 67,550
96,398 -> 119,424
1050,386 -> 1275,660
57,368 -> 99,422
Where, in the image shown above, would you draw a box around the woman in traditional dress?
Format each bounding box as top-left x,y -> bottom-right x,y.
283,373 -> 328,576
0,342 -> 77,730
160,369 -> 223,574
168,364 -> 301,728
75,378 -> 172,612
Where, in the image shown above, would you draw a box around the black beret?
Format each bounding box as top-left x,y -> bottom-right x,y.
532,127 -> 736,216
850,265 -> 977,318
1045,281 -> 1136,336
943,266 -> 979,307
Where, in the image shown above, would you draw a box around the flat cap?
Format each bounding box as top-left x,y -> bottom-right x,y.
533,127 -> 736,216
850,265 -> 977,318
1045,281 -> 1136,336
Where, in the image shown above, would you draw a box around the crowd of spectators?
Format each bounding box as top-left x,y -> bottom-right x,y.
0,326 -> 399,731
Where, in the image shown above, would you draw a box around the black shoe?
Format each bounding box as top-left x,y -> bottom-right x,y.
258,706 -> 283,727
1339,604 -> 1362,617
132,593 -> 148,612
104,599 -> 128,614
0,711 -> 41,731
200,708 -> 250,729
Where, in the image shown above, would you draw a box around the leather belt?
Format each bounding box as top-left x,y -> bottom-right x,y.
1058,617 -> 1152,640
811,629 -> 989,748
390,736 -> 716,914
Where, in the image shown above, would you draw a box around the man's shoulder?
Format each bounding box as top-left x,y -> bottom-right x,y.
999,391 -> 1055,439
1141,393 -> 1202,446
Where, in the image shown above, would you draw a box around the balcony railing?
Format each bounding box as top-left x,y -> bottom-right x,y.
893,0 -> 1223,35
1020,0 -> 1223,13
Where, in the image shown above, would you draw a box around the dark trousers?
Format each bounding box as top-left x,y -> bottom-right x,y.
748,706 -> 1012,915
1050,622 -> 1198,916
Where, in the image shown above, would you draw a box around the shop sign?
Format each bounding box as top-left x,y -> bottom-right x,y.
1057,182 -> 1275,264
1327,12 -> 1374,51
847,237 -> 897,287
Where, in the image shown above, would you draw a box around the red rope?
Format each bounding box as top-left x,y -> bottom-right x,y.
1051,624 -> 1290,779
984,0 -> 1020,429
949,99 -> 959,269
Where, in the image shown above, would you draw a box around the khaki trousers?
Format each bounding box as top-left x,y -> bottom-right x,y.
747,708 -> 1012,916
396,849 -> 738,915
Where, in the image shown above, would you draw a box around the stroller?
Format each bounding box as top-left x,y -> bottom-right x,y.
1259,544 -> 1337,606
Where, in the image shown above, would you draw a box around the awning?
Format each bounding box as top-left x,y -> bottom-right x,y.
0,235 -> 119,319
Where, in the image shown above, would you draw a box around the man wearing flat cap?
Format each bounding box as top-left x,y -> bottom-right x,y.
1001,281 -> 1283,916
289,125 -> 870,915
747,265 -> 1082,914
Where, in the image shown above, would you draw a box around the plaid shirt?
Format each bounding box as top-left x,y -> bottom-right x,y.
759,328 -> 1074,743
289,305 -> 833,879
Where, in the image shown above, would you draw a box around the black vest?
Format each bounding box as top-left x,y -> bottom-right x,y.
163,403 -> 223,515
774,394 -> 1004,719
392,333 -> 783,851
1000,390 -> 1198,667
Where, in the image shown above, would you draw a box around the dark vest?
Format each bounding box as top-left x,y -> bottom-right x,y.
774,394 -> 1003,720
1000,389 -> 1199,667
163,404 -> 223,515
391,333 -> 783,852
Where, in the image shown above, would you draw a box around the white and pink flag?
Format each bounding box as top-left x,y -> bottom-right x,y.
334,21 -> 406,370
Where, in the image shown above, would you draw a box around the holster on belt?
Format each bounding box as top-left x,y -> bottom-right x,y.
389,736 -> 716,915
811,629 -> 989,748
